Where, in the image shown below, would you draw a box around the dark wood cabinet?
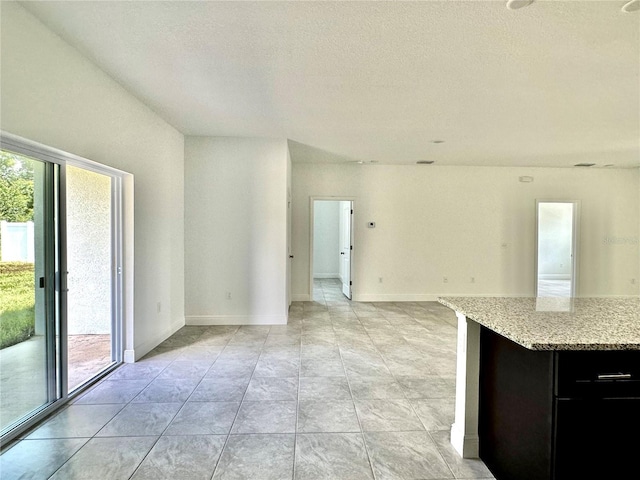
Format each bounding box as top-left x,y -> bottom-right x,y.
479,327 -> 640,480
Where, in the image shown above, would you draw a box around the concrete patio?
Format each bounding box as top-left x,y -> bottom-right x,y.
0,334 -> 111,432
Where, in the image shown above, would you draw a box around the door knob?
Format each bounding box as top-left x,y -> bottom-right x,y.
340,252 -> 345,255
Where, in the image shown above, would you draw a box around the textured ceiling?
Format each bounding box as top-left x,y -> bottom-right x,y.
19,1 -> 640,168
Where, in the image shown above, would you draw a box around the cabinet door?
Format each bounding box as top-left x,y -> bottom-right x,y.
479,328 -> 555,480
554,398 -> 640,479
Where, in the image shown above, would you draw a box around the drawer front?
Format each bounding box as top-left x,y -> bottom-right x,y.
555,350 -> 640,398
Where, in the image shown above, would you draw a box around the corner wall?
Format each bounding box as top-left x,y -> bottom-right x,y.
1,2 -> 185,360
184,137 -> 290,325
292,163 -> 640,300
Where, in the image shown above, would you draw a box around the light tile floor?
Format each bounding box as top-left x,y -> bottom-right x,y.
537,278 -> 572,297
1,279 -> 494,479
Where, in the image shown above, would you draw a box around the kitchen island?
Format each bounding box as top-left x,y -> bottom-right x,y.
438,297 -> 640,480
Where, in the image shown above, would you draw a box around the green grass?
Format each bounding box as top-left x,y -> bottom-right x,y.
0,262 -> 36,349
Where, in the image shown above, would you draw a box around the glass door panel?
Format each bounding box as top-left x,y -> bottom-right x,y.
0,151 -> 59,435
65,165 -> 115,392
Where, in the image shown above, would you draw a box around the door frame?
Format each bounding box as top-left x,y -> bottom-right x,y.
63,162 -> 125,392
534,199 -> 581,297
0,131 -> 130,446
309,196 -> 355,301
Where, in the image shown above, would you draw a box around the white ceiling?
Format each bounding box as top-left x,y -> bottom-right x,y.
20,1 -> 640,168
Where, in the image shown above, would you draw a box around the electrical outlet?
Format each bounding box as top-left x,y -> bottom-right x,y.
443,276 -> 448,283
226,291 -> 232,300
632,278 -> 637,285
471,277 -> 475,283
157,302 -> 161,314
378,277 -> 383,283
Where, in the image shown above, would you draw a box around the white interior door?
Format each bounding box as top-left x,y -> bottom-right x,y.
339,201 -> 353,299
287,190 -> 292,307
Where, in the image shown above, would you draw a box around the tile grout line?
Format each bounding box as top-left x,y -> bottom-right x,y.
127,327 -> 235,480
324,282 -> 378,480
208,327 -> 269,480
331,288 -> 457,480
46,357 -> 176,479
371,302 -> 459,480
292,303 -> 303,480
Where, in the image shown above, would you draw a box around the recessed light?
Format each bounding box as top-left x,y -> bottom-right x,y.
430,140 -> 445,144
417,160 -> 435,165
506,0 -> 534,10
622,0 -> 640,13
574,163 -> 596,167
603,164 -> 615,168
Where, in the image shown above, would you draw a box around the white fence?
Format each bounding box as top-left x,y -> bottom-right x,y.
0,221 -> 35,262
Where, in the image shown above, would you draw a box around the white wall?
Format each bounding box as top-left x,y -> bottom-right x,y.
313,201 -> 341,278
1,2 -> 185,360
184,137 -> 290,325
292,163 -> 640,300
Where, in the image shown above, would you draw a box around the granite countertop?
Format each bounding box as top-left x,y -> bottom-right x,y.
437,296 -> 640,351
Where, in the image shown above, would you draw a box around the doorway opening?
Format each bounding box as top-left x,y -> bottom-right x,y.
535,201 -> 580,298
65,164 -> 121,392
310,199 -> 353,303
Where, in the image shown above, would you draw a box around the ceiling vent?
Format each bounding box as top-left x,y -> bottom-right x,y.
416,160 -> 435,165
574,163 -> 596,167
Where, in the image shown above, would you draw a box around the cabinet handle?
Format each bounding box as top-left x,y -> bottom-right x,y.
597,373 -> 632,380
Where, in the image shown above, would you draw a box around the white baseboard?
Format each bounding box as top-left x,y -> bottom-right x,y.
239,292 -> 637,308
538,274 -> 571,280
353,293 -> 537,303
295,292 -> 523,304
129,317 -> 185,362
313,274 -> 340,279
186,315 -> 287,326
353,293 -> 440,302
451,423 -> 479,459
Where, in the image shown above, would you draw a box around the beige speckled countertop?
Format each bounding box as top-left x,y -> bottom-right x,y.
437,296 -> 640,351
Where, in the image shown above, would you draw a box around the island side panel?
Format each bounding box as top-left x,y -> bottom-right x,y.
479,326 -> 555,480
451,312 -> 481,458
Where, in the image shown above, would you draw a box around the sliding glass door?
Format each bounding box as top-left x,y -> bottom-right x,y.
65,165 -> 120,392
0,135 -> 123,444
0,151 -> 60,437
